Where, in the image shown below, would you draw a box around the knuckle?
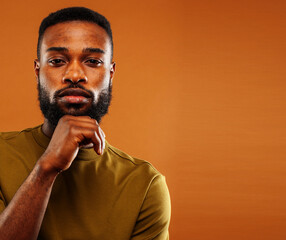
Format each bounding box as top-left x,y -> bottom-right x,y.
62,115 -> 70,121
60,115 -> 72,125
91,118 -> 98,126
92,118 -> 98,124
69,125 -> 78,135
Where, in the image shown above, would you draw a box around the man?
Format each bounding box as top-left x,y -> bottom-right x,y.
0,7 -> 171,240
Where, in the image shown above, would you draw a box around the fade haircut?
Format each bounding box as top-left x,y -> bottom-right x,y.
37,7 -> 113,59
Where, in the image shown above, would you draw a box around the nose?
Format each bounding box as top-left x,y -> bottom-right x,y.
62,60 -> 87,84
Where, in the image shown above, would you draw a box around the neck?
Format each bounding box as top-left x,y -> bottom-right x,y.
42,118 -> 56,138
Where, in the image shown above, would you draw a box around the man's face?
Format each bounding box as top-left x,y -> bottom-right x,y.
35,21 -> 115,126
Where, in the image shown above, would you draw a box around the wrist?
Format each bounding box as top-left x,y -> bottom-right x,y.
36,155 -> 61,180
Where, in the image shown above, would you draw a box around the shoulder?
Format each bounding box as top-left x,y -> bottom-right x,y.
0,130 -> 21,141
0,126 -> 40,145
0,126 -> 42,163
106,142 -> 162,178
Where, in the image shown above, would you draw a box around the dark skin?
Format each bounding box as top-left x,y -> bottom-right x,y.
0,21 -> 115,239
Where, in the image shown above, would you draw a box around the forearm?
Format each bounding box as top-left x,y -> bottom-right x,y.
0,158 -> 58,240
0,116 -> 105,240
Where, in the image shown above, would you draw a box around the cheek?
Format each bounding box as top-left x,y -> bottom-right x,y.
88,69 -> 111,102
39,67 -> 63,88
39,69 -> 61,102
88,68 -> 110,88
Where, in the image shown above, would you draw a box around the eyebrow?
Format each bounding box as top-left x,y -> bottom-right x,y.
46,47 -> 68,52
46,47 -> 105,54
82,48 -> 105,54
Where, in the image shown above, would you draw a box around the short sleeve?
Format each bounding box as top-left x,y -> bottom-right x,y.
131,174 -> 171,240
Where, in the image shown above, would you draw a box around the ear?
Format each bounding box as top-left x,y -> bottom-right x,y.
109,62 -> 116,85
34,59 -> 40,81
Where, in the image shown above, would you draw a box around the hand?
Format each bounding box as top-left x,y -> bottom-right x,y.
39,115 -> 105,173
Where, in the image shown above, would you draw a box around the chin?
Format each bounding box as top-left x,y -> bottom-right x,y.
61,104 -> 91,116
63,109 -> 89,116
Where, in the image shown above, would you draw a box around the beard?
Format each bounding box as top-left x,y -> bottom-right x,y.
37,80 -> 112,127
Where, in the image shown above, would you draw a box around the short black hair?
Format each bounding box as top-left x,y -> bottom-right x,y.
37,7 -> 113,59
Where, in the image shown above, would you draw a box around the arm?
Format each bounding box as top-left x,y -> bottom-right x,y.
0,115 -> 105,240
0,159 -> 58,240
131,175 -> 171,240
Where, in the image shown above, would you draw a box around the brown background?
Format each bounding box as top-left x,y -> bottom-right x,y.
0,0 -> 285,239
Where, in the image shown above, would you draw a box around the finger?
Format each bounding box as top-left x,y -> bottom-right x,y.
65,116 -> 99,126
60,115 -> 93,122
91,130 -> 102,155
65,119 -> 100,136
98,127 -> 105,153
78,124 -> 104,154
93,126 -> 104,155
99,127 -> 105,138
61,118 -> 103,155
75,127 -> 102,155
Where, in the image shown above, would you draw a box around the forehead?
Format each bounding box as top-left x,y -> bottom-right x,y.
40,21 -> 111,55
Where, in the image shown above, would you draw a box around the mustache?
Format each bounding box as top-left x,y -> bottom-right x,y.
53,84 -> 94,99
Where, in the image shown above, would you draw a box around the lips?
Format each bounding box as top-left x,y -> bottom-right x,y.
57,88 -> 91,104
58,88 -> 91,98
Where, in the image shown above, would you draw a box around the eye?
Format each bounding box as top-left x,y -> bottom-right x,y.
85,59 -> 103,67
48,58 -> 66,66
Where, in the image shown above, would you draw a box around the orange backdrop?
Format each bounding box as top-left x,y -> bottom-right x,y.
0,0 -> 285,239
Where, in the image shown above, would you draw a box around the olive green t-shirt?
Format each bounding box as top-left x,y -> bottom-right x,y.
0,125 -> 171,240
